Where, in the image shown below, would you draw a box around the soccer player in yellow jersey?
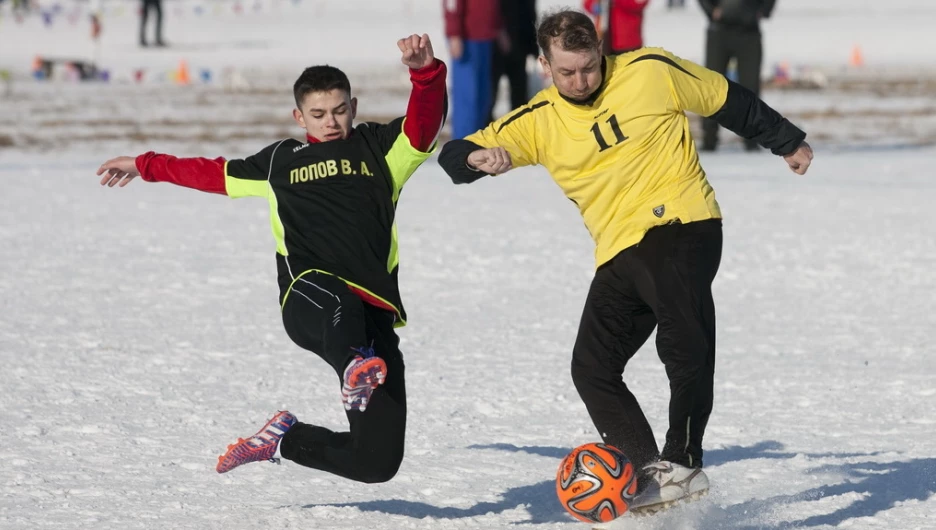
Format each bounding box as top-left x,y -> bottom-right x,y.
438,9 -> 813,514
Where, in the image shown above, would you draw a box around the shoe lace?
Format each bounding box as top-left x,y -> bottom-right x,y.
351,345 -> 376,360
642,461 -> 674,476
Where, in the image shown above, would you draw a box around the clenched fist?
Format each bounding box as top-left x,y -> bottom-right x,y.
398,33 -> 435,70
467,147 -> 513,175
783,141 -> 814,175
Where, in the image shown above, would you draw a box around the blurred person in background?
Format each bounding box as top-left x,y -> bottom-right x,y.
140,0 -> 165,47
584,0 -> 650,55
444,0 -> 502,139
488,0 -> 538,122
11,0 -> 33,14
699,0 -> 776,151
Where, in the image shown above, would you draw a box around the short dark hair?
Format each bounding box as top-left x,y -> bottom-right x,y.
536,9 -> 600,60
293,65 -> 351,108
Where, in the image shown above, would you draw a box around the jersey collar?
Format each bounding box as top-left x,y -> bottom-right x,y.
305,129 -> 355,144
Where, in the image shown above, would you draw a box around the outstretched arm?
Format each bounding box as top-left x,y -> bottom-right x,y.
707,82 -> 812,173
398,34 -> 448,152
438,98 -> 542,184
657,49 -> 813,174
438,140 -> 513,183
98,154 -> 226,194
706,82 -> 805,156
98,142 -> 280,196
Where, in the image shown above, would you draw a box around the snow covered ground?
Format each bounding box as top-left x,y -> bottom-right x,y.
1,1 -> 935,529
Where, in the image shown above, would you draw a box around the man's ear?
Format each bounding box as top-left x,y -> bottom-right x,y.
292,108 -> 305,128
350,97 -> 358,121
538,55 -> 551,78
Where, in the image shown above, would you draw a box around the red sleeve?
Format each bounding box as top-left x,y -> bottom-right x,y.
134,152 -> 228,195
443,0 -> 464,37
403,59 -> 448,152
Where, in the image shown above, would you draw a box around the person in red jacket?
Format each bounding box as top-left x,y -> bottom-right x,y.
584,0 -> 650,54
95,35 -> 447,484
444,0 -> 502,139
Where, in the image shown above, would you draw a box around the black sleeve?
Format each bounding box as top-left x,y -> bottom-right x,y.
438,139 -> 488,184
708,80 -> 806,156
226,140 -> 285,180
699,0 -> 717,19
761,0 -> 776,18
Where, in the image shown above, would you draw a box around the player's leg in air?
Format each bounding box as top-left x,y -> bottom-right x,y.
216,271 -> 406,483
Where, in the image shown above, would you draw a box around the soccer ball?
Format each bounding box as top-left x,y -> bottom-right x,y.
556,442 -> 638,523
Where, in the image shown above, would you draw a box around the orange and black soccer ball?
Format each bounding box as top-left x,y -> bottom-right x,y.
556,442 -> 638,523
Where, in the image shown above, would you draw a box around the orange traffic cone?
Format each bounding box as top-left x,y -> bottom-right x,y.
175,60 -> 190,85
849,45 -> 864,67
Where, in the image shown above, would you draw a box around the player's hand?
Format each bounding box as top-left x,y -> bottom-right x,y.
467,147 -> 512,175
97,156 -> 141,187
399,33 -> 435,70
448,36 -> 464,61
783,141 -> 813,175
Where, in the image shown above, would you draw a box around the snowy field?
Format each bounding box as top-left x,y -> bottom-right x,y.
1,1 -> 936,529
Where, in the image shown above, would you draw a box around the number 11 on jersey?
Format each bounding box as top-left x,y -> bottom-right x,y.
591,114 -> 628,152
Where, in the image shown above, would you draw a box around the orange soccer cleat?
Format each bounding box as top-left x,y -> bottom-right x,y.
216,411 -> 298,474
341,347 -> 387,412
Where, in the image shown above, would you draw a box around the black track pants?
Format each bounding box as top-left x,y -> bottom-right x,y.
277,271 -> 406,483
571,220 -> 722,471
702,28 -> 763,149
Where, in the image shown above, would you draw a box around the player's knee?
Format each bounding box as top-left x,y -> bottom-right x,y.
571,356 -> 612,390
666,343 -> 712,381
659,326 -> 712,373
355,451 -> 403,484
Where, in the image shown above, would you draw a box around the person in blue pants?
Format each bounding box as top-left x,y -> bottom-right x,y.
444,0 -> 502,139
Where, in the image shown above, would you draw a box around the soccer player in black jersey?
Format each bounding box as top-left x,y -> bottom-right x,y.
96,34 -> 447,483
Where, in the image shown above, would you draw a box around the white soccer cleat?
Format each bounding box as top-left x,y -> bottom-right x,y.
628,461 -> 710,515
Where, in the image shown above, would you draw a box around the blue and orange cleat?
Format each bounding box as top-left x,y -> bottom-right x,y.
341,347 -> 387,412
216,411 -> 297,474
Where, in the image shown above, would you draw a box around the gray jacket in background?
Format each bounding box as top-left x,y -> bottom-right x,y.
699,0 -> 776,31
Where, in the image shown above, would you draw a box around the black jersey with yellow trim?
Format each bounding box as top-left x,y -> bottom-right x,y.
222,118 -> 434,326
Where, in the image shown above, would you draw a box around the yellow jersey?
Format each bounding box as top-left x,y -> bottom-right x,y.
464,48 -> 728,268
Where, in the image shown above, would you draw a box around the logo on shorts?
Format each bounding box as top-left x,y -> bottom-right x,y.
653,205 -> 665,218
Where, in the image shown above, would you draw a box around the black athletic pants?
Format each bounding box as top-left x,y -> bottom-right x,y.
702,28 -> 763,150
571,220 -> 722,473
488,49 -> 529,122
140,0 -> 164,46
277,271 -> 406,483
